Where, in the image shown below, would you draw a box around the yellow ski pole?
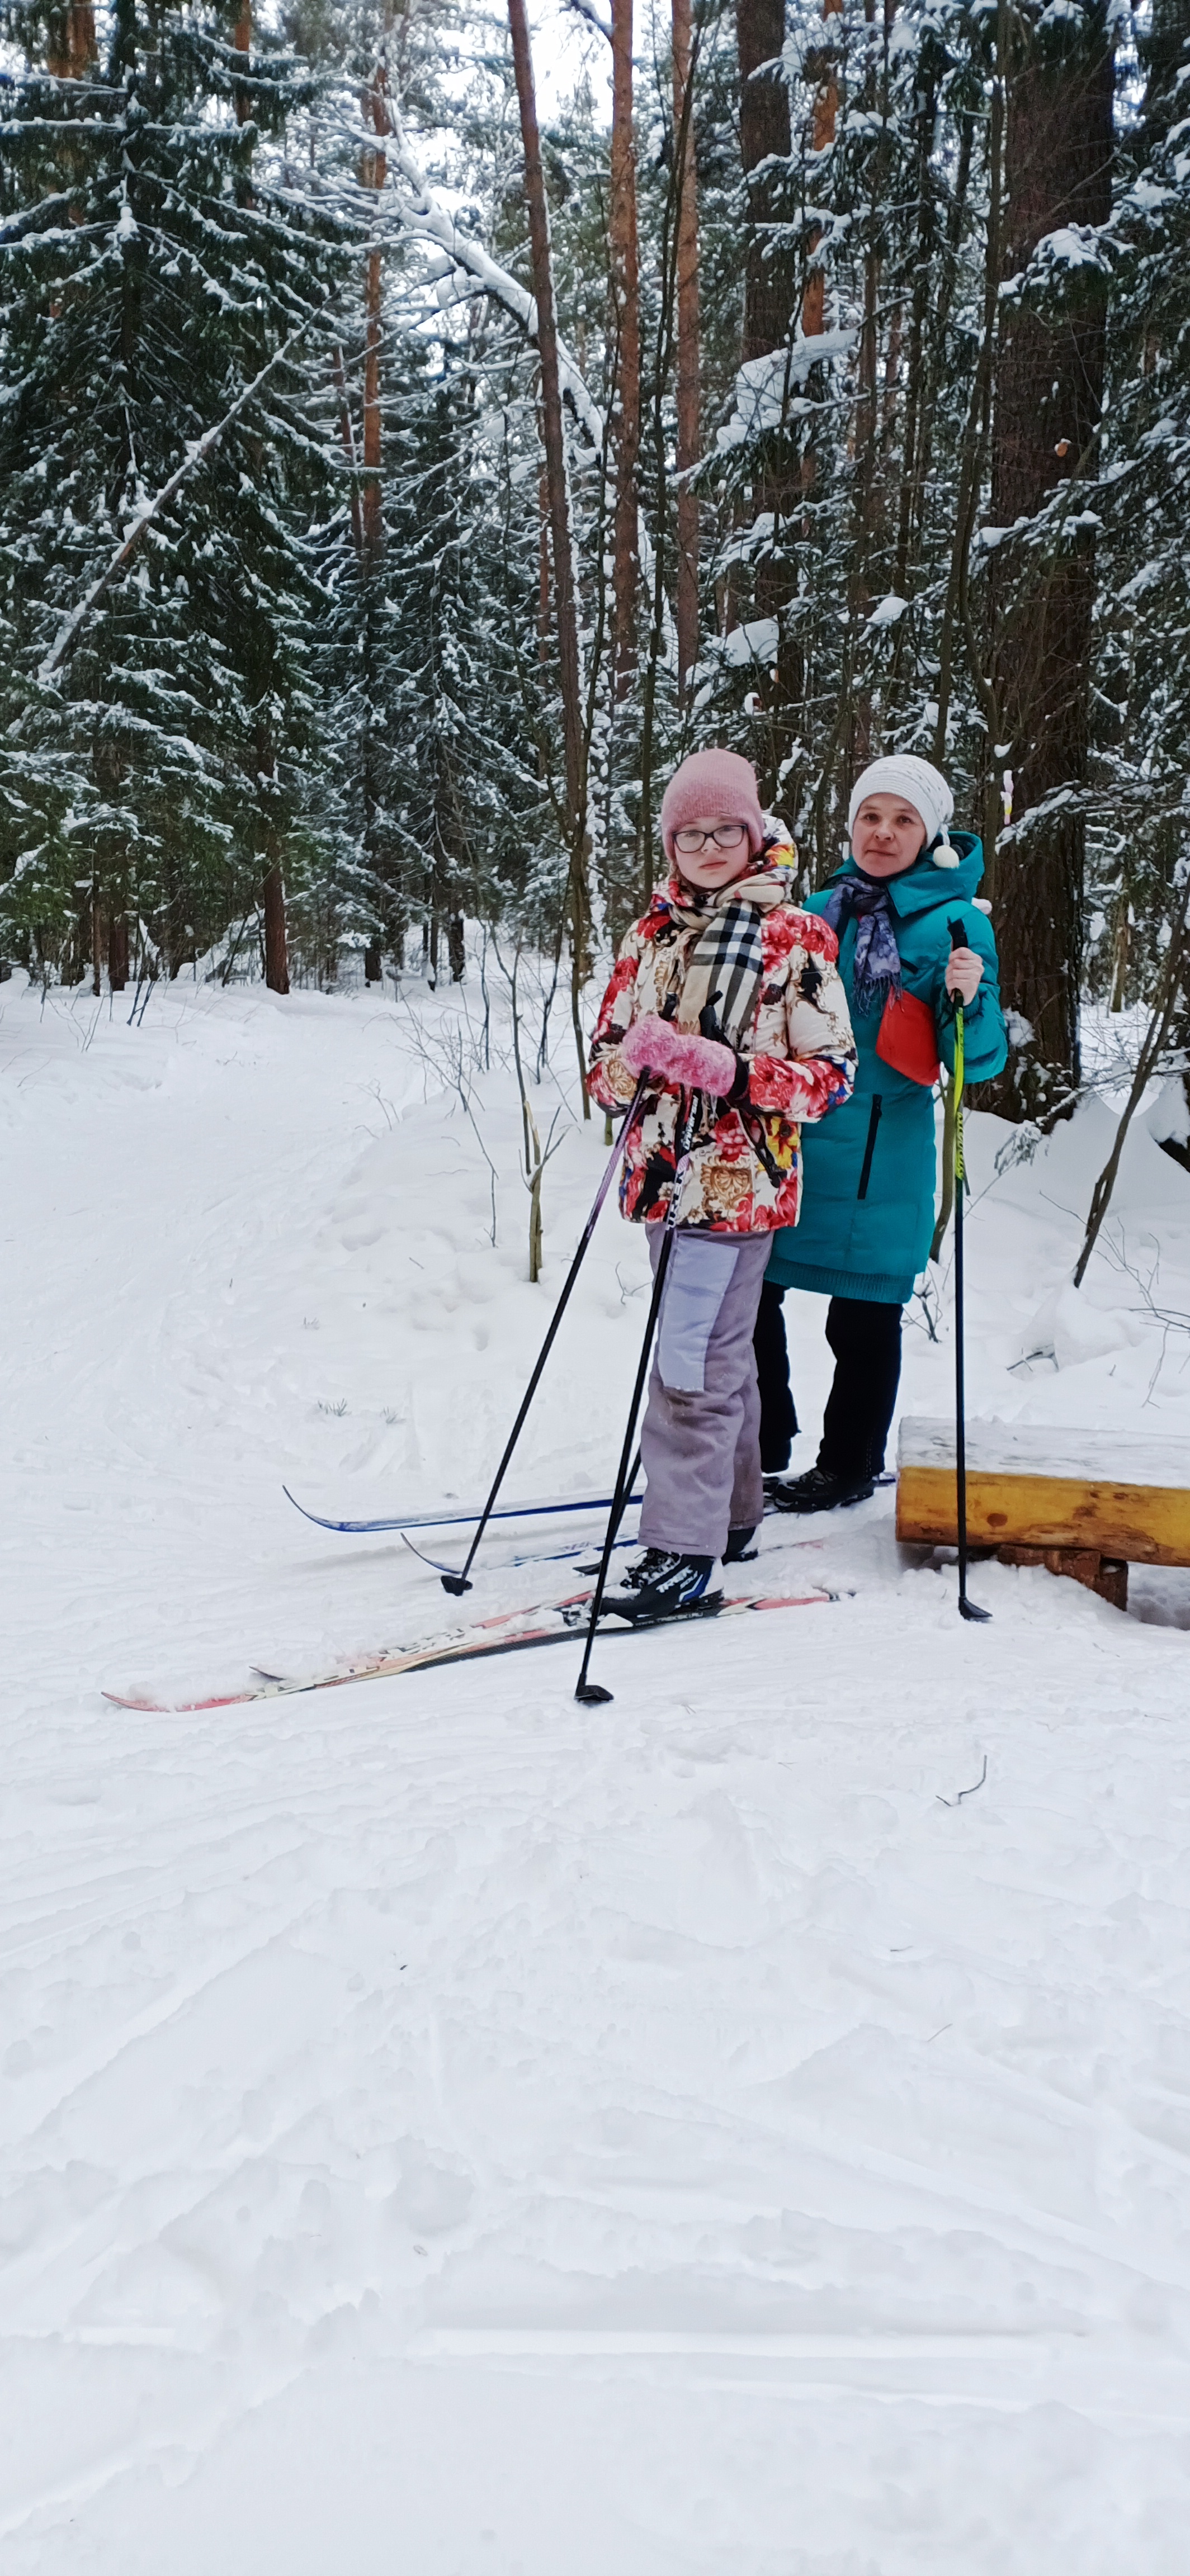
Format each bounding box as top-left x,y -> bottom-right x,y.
948,919 -> 990,1624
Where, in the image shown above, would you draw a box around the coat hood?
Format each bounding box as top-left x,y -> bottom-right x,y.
828,832 -> 985,920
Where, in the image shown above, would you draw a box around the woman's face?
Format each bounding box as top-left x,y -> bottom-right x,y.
851,793 -> 927,878
670,816 -> 754,891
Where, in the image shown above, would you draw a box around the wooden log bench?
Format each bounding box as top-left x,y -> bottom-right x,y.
895,1417 -> 1190,1610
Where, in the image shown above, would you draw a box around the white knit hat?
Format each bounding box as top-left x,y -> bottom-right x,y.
847,755 -> 958,865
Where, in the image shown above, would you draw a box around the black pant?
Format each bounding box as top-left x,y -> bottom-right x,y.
753,1290 -> 903,1480
753,1281 -> 798,1471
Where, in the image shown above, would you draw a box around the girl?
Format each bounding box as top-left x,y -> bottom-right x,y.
762,752 -> 1007,1512
587,748 -> 856,1621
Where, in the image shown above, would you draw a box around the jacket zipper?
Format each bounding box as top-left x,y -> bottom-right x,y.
857,1093 -> 882,1200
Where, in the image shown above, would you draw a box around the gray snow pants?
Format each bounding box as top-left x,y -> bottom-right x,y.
638,1227 -> 770,1560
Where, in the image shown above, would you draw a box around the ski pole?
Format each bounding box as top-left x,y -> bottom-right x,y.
441,1077 -> 649,1597
948,918 -> 990,1625
574,1230 -> 675,1705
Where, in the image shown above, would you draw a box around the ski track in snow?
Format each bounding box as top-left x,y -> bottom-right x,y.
3,973 -> 1190,2572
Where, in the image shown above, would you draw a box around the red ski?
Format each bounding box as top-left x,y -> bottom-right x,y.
103,1587 -> 835,1713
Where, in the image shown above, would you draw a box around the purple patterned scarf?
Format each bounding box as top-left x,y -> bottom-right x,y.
821,872 -> 903,1017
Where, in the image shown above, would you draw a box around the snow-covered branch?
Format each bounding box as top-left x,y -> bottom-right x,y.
563,0 -> 613,44
390,133 -> 607,461
390,130 -> 673,669
39,301 -> 336,684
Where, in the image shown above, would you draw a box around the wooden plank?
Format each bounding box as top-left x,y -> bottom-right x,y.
896,1463 -> 1190,1565
898,1414 -> 1190,1489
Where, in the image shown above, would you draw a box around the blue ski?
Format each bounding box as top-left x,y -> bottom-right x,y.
283,1485 -> 644,1537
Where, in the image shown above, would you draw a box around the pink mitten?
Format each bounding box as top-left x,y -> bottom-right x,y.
618,1012 -> 670,1077
620,1013 -> 738,1095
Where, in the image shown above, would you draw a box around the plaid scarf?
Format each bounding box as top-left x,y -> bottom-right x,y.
821,872 -> 903,1017
665,859 -> 795,1046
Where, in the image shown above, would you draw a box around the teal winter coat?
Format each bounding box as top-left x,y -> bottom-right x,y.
765,835 -> 1007,1304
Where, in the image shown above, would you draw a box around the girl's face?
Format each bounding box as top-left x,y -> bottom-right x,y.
670,816 -> 754,892
851,793 -> 927,878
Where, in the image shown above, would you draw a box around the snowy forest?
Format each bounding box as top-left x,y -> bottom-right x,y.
2,0 -> 1189,1138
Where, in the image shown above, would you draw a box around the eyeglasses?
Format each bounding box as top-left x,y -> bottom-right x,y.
673,822 -> 748,855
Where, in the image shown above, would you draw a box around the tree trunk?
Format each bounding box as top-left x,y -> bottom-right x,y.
108,914 -> 129,991
447,913 -> 466,981
736,0 -> 800,803
738,0 -> 795,365
987,4 -> 1115,1118
610,0 -> 641,692
263,864 -> 289,994
256,727 -> 289,993
800,0 -> 841,340
672,0 -> 701,694
507,0 -> 591,1112
363,943 -> 382,982
892,63 -> 941,599
846,2 -> 895,774
361,56 -> 390,561
233,0 -> 251,117
359,11 -> 393,560
507,0 -> 584,831
796,0 -> 842,841
47,0 -> 96,77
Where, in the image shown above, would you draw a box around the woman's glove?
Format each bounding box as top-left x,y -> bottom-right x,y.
944,946 -> 984,1005
620,1013 -> 739,1095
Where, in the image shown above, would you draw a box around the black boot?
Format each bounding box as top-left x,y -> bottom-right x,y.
768,1466 -> 874,1514
723,1524 -> 757,1563
603,1551 -> 722,1624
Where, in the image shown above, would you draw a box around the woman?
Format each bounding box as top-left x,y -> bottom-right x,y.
586,747 -> 856,1620
761,752 -> 1008,1512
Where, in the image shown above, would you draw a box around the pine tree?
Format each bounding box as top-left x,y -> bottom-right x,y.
0,0 -> 343,986
1090,0 -> 1190,1145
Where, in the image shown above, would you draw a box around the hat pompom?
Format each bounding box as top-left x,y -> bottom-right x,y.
932,830 -> 960,869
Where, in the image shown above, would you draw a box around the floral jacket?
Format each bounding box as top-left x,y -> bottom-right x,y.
588,858 -> 857,1234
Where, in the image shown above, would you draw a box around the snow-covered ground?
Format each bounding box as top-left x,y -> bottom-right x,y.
3,968 -> 1190,2572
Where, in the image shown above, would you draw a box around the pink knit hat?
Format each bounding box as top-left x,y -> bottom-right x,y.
659,749 -> 766,859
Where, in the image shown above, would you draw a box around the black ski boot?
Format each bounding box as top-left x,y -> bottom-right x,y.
723,1524 -> 757,1564
768,1466 -> 874,1514
603,1550 -> 722,1624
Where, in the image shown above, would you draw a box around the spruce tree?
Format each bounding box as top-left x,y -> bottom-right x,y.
315,327 -> 551,979
0,0 -> 342,986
